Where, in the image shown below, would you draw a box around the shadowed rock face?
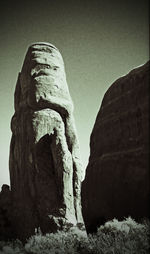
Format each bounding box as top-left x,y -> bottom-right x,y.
0,185 -> 12,240
82,61 -> 150,233
9,42 -> 84,240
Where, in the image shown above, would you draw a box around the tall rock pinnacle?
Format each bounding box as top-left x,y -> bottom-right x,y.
9,42 -> 84,240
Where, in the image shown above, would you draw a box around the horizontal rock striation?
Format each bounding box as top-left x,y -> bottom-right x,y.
9,42 -> 84,240
82,61 -> 150,233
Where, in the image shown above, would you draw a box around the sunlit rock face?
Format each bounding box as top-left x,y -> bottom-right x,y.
9,42 -> 84,240
82,61 -> 150,233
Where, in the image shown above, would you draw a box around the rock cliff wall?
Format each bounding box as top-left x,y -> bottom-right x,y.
82,61 -> 150,233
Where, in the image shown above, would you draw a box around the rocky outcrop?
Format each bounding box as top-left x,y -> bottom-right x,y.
82,61 -> 150,233
9,42 -> 84,240
0,185 -> 12,240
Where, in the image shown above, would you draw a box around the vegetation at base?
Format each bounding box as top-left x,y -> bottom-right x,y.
0,217 -> 149,254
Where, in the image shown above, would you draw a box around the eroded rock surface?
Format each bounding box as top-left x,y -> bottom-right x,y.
82,61 -> 150,233
9,42 -> 84,240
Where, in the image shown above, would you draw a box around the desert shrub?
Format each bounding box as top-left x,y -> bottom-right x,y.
24,227 -> 88,254
0,217 -> 149,254
0,239 -> 25,254
88,217 -> 150,254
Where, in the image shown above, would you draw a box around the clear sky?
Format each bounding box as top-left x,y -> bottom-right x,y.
0,0 -> 149,188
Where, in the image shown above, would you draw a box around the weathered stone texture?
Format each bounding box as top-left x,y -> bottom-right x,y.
9,42 -> 84,240
82,61 -> 150,233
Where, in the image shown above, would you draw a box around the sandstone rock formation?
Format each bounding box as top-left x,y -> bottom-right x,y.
0,185 -> 12,240
82,61 -> 150,233
9,42 -> 84,240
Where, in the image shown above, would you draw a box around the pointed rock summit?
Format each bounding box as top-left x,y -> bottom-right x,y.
9,42 -> 84,240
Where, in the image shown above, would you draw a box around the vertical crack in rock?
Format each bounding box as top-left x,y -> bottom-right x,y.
9,42 -> 85,240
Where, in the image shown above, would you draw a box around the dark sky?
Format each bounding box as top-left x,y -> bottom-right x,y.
0,0 -> 149,187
